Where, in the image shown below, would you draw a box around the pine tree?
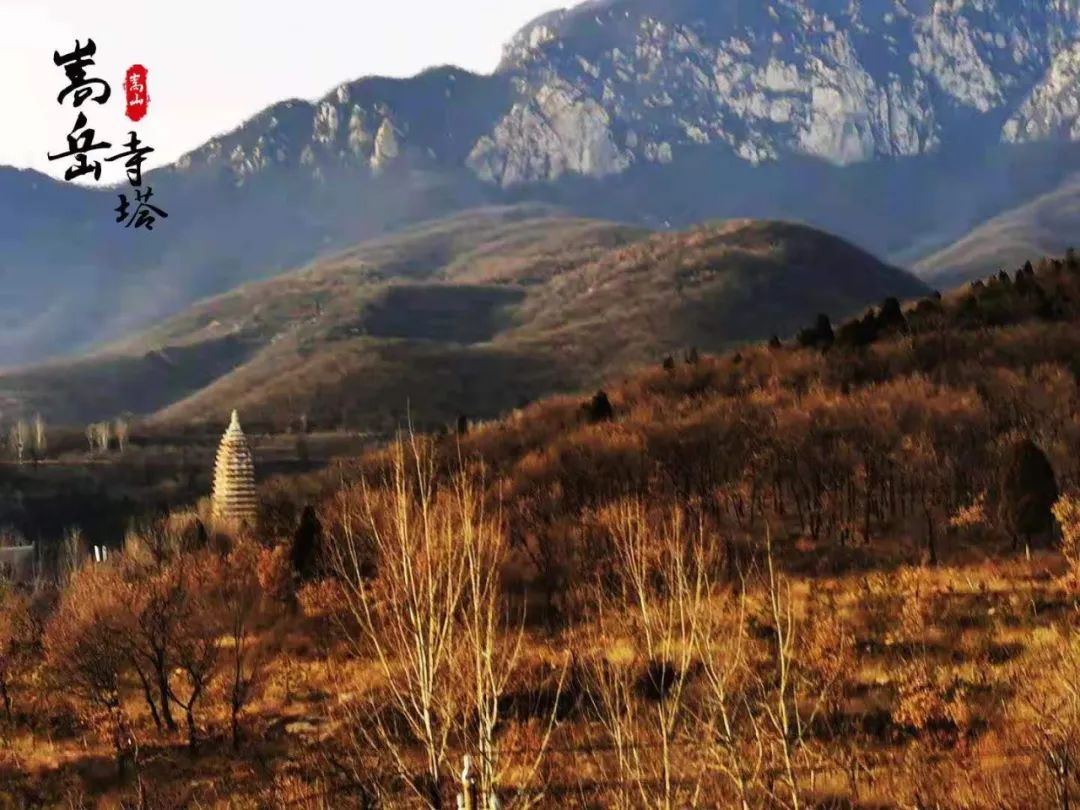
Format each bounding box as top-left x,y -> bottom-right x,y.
1001,439 -> 1059,553
878,297 -> 907,333
291,506 -> 323,580
585,391 -> 615,423
798,313 -> 834,351
1066,247 -> 1079,272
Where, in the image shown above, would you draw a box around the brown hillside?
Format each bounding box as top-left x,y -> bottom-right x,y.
4,249 -> 1080,808
0,208 -> 926,429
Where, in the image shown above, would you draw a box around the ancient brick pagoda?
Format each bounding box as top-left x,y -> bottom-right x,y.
212,410 -> 257,527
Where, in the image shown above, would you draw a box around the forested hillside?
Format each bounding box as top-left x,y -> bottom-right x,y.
3,250 -> 1080,807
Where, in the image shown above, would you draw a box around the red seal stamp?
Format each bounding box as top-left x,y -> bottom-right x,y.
124,64 -> 149,122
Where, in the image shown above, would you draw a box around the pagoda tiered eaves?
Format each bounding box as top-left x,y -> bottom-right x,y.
212,410 -> 257,527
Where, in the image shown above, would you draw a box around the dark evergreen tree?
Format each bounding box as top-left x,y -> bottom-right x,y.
292,505 -> 323,580
1001,439 -> 1059,552
1015,267 -> 1032,293
584,390 -> 615,423
878,297 -> 907,333
836,311 -> 878,348
798,313 -> 834,351
456,414 -> 469,436
768,334 -> 783,351
662,355 -> 676,371
913,297 -> 940,318
1035,284 -> 1058,320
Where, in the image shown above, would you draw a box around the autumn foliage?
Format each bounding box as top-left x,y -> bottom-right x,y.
5,254 -> 1080,805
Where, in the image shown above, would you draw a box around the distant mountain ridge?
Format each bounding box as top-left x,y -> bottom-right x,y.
0,208 -> 928,428
5,0 -> 1080,365
178,0 -> 1080,185
916,174 -> 1080,285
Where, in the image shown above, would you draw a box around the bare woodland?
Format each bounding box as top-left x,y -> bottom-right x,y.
2,256 -> 1080,806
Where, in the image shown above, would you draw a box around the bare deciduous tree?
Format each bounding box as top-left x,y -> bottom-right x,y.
114,418 -> 129,454
59,527 -> 87,586
219,541 -> 267,750
1012,629 -> 1080,809
330,433 -> 558,808
43,562 -> 135,773
8,420 -> 27,465
0,583 -> 31,723
583,500 -> 712,810
113,546 -> 186,733
166,553 -> 222,752
86,422 -> 111,454
332,435 -> 469,808
31,414 -> 46,462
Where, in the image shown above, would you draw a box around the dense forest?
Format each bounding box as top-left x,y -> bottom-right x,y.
4,252 -> 1080,807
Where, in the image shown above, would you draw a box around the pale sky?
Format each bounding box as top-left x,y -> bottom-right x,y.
0,0 -> 566,180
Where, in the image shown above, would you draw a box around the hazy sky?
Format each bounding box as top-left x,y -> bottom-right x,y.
0,0 -> 565,179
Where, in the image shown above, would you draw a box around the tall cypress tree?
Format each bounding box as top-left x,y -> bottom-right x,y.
1001,439 -> 1059,552
291,505 -> 323,580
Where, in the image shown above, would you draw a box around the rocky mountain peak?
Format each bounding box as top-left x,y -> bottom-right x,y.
476,0 -> 1080,185
7,0 -> 1080,369
168,1 -> 1080,191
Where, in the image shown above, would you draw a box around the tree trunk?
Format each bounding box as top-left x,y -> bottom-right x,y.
863,466 -> 873,544
186,704 -> 198,752
231,705 -> 241,751
231,665 -> 243,751
133,665 -> 162,731
0,675 -> 11,723
156,659 -> 177,732
923,498 -> 937,566
111,703 -> 132,777
419,772 -> 443,810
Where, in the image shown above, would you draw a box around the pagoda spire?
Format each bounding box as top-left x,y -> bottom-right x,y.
212,410 -> 257,528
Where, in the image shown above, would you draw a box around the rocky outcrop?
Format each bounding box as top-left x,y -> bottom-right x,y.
1005,40 -> 1080,142
371,119 -> 401,173
468,80 -> 632,186
169,1 -> 1080,189
473,0 -> 1080,185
